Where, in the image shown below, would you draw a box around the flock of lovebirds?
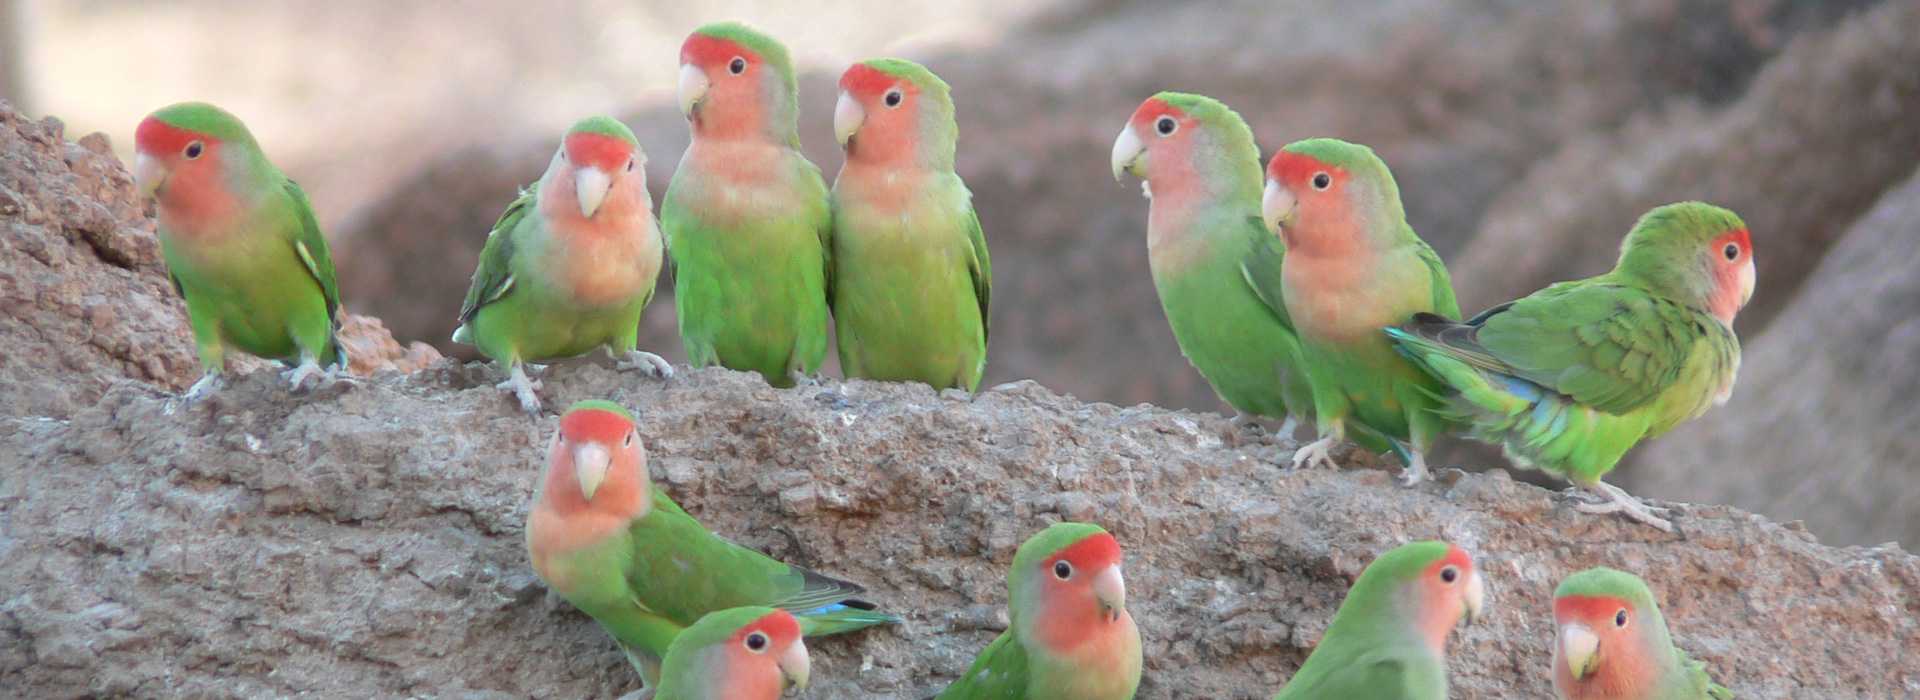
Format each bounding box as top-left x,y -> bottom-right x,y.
123,18 -> 1759,700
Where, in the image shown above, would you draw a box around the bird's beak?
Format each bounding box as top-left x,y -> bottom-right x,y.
1262,178 -> 1296,236
779,638 -> 811,690
1092,564 -> 1127,623
1110,124 -> 1146,182
1560,622 -> 1599,680
575,166 -> 612,219
573,442 -> 611,500
1738,259 -> 1756,309
833,91 -> 865,148
1463,569 -> 1486,626
677,63 -> 710,119
133,152 -> 166,197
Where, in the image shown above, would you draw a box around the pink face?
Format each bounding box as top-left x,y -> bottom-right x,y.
1123,98 -> 1201,187
539,130 -> 645,224
133,117 -> 240,227
1405,544 -> 1482,653
836,64 -> 921,166
680,33 -> 769,138
1030,532 -> 1129,653
1554,594 -> 1656,698
1264,150 -> 1360,252
712,610 -> 807,699
1705,227 -> 1755,325
542,407 -> 646,513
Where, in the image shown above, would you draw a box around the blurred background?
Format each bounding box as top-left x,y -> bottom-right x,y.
6,0 -> 1917,547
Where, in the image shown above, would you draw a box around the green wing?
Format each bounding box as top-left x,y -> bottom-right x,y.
282,179 -> 343,323
456,186 -> 535,326
623,493 -> 870,625
802,158 -> 835,310
936,630 -> 1028,700
1277,651 -> 1438,700
1409,229 -> 1460,320
1680,649 -> 1735,699
1238,216 -> 1298,330
962,206 -> 991,344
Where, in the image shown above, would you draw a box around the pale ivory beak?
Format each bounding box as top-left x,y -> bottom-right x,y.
575,166 -> 612,219
133,152 -> 166,197
677,63 -> 709,119
1092,564 -> 1127,622
573,442 -> 611,500
1110,124 -> 1145,182
779,638 -> 811,690
833,91 -> 865,148
1560,622 -> 1599,680
1262,178 -> 1296,235
1463,568 -> 1486,626
1738,258 -> 1757,308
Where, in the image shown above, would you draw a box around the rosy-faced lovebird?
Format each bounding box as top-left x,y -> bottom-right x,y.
133,102 -> 346,399
1109,93 -> 1312,435
1553,568 -> 1732,700
830,58 -> 991,391
653,606 -> 811,700
1385,202 -> 1753,531
452,117 -> 671,414
662,23 -> 832,388
1257,139 -> 1461,484
525,401 -> 896,690
938,522 -> 1142,700
1272,541 -> 1485,700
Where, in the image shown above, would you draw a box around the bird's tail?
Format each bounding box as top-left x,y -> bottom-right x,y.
795,599 -> 901,637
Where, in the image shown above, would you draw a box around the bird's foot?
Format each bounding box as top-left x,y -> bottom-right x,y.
495,365 -> 544,414
787,370 -> 821,388
1276,415 -> 1300,438
1573,482 -> 1674,532
1399,450 -> 1432,487
618,351 -> 674,379
282,359 -> 326,392
1290,435 -> 1340,471
183,372 -> 223,401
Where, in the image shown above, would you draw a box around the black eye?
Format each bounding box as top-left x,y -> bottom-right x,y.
626,158 -> 636,173
1312,172 -> 1331,190
1154,116 -> 1177,136
623,431 -> 635,447
1439,565 -> 1458,584
884,89 -> 903,108
1052,560 -> 1073,580
1723,243 -> 1739,261
744,631 -> 768,652
729,57 -> 747,75
183,141 -> 204,159
1614,609 -> 1629,628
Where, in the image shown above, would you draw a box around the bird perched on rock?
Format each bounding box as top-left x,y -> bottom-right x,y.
452,117 -> 671,414
1271,541 -> 1484,700
1387,202 -> 1753,531
1553,567 -> 1732,699
133,101 -> 346,399
653,606 -> 811,700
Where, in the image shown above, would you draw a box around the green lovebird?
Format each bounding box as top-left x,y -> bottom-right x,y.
1257,138 -> 1461,484
653,606 -> 811,700
1553,568 -> 1733,700
1386,202 -> 1754,531
830,58 -> 991,391
1273,541 -> 1485,700
938,522 -> 1142,700
133,102 -> 346,399
452,117 -> 671,414
525,401 -> 896,690
661,22 -> 832,388
1111,92 -> 1314,435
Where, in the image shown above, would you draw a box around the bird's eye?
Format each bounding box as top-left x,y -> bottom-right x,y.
626,157 -> 636,173
1312,172 -> 1331,190
183,141 -> 204,159
1439,565 -> 1459,584
1154,116 -> 1177,136
1614,609 -> 1629,628
744,631 -> 769,652
623,431 -> 635,447
1052,560 -> 1073,580
884,89 -> 904,108
729,57 -> 747,75
1723,243 -> 1739,261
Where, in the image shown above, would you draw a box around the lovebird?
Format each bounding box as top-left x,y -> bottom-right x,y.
1110,93 -> 1312,435
830,58 -> 991,391
525,400 -> 896,689
1386,202 -> 1753,531
1272,541 -> 1485,700
1553,568 -> 1732,700
453,117 -> 672,414
662,22 -> 832,388
133,102 -> 346,399
938,522 -> 1142,700
653,606 -> 811,700
1257,138 -> 1461,484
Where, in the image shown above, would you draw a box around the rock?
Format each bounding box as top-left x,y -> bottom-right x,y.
338,312 -> 442,376
1629,167 -> 1920,547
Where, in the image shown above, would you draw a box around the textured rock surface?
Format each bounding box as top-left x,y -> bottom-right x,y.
1630,168 -> 1920,548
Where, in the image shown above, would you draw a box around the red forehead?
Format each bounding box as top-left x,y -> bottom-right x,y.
839,63 -> 902,98
1420,544 -> 1474,577
1129,98 -> 1189,131
559,408 -> 633,442
1267,150 -> 1334,185
681,33 -> 753,67
1711,228 -> 1752,252
1555,594 -> 1630,623
732,610 -> 801,643
1050,532 -> 1123,569
135,116 -> 211,155
564,132 -> 633,172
